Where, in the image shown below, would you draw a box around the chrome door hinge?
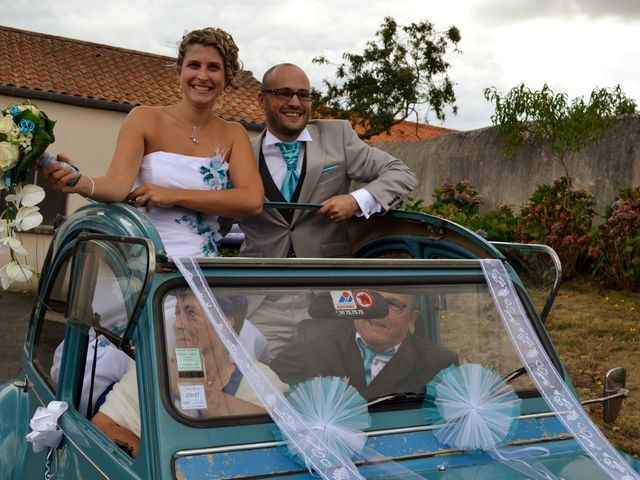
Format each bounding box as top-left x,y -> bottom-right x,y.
13,377 -> 29,392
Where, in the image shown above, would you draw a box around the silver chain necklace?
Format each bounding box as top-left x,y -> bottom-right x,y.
189,125 -> 200,145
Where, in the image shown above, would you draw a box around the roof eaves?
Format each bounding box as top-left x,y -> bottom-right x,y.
0,85 -> 136,112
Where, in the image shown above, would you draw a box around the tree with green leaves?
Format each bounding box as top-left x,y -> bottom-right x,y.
484,83 -> 637,179
313,16 -> 461,140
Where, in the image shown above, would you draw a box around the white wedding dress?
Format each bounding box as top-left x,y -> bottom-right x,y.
135,150 -> 231,257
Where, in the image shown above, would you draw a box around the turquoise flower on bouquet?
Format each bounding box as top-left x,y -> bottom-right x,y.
422,363 -> 521,452
0,100 -> 56,289
8,105 -> 21,117
1,101 -> 55,186
18,119 -> 36,134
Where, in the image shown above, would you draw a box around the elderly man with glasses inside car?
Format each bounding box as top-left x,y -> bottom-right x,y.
238,63 -> 418,259
270,290 -> 458,401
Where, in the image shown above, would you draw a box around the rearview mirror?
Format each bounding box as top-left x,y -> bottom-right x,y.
603,367 -> 627,424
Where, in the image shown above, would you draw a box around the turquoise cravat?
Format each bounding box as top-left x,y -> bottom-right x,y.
357,337 -> 395,385
276,141 -> 301,201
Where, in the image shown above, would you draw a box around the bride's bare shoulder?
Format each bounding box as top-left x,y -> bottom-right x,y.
127,105 -> 173,122
216,116 -> 249,137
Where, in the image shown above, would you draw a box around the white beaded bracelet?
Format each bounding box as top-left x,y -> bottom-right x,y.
86,176 -> 95,198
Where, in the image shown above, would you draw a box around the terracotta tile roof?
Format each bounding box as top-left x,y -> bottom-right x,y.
364,120 -> 456,143
0,25 -> 266,125
0,25 -> 456,139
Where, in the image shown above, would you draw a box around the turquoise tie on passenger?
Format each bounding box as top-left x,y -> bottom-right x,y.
357,337 -> 395,385
276,141 -> 301,201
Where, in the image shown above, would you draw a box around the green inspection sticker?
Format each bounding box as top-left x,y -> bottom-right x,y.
175,347 -> 203,372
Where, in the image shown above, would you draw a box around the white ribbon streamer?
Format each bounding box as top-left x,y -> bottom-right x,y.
25,400 -> 68,453
481,259 -> 639,480
490,447 -> 558,479
173,256 -> 364,480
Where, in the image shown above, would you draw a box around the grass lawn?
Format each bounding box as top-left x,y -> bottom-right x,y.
545,278 -> 640,459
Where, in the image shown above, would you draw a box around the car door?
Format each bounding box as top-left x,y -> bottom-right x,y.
19,234 -> 153,479
4,246 -> 74,480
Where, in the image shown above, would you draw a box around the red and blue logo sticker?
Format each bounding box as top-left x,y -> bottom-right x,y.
330,290 -> 375,313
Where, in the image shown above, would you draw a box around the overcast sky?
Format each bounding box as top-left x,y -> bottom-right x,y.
3,0 -> 640,131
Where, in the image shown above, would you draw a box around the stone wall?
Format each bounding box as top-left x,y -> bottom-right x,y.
375,114 -> 640,217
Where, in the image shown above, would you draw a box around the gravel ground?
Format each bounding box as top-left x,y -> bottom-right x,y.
0,291 -> 34,383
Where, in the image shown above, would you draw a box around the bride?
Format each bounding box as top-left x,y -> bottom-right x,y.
40,27 -> 263,257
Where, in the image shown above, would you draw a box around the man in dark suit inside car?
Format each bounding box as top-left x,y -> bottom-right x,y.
271,290 -> 458,400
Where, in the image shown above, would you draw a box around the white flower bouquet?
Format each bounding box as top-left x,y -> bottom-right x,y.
0,100 -> 56,289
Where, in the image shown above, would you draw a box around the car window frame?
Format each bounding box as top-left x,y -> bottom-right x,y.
66,233 -> 155,352
154,263 -> 563,431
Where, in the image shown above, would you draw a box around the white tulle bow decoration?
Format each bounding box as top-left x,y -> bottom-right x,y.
423,364 -> 521,452
282,376 -> 371,468
25,401 -> 68,453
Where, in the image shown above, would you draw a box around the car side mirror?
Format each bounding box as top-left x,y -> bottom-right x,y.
603,367 -> 628,424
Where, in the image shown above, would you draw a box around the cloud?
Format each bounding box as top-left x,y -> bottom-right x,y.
3,0 -> 639,131
473,0 -> 640,24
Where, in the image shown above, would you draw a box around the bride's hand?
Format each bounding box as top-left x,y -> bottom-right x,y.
38,153 -> 80,193
127,183 -> 176,212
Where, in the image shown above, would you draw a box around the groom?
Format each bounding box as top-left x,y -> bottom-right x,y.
238,63 -> 418,259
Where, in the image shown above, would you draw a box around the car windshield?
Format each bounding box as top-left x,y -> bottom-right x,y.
159,280 -> 550,423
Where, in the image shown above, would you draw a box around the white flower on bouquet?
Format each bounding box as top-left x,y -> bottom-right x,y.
6,183 -> 46,207
22,104 -> 41,116
0,236 -> 29,257
0,141 -> 20,171
0,261 -> 34,290
0,114 -> 17,136
14,206 -> 43,232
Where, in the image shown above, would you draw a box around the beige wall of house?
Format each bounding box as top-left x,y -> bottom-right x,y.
1,93 -> 261,291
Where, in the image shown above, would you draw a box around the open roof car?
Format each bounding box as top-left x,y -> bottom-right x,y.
1,202 -> 638,479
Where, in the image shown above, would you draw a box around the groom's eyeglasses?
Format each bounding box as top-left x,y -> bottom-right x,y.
261,88 -> 314,102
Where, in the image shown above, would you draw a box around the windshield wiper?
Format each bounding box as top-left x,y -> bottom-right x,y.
367,392 -> 424,407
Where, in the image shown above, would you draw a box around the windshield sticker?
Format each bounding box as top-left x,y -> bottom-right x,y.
178,384 -> 207,410
354,291 -> 374,309
175,347 -> 204,374
330,290 -> 357,310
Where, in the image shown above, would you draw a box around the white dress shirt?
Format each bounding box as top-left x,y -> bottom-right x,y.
262,129 -> 382,218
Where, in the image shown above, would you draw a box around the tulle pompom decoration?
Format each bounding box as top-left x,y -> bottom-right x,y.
422,364 -> 522,452
277,376 -> 371,469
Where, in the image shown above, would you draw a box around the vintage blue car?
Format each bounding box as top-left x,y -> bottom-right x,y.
0,202 -> 637,479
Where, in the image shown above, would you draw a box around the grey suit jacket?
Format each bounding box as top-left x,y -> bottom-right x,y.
271,318 -> 458,401
239,119 -> 418,258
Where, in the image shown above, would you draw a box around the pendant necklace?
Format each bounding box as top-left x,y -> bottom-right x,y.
190,125 -> 200,145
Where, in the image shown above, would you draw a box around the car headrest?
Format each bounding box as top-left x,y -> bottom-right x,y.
308,290 -> 389,319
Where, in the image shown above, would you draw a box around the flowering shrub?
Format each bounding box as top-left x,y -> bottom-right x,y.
429,180 -> 485,217
515,177 -> 594,279
398,182 -> 517,241
0,101 -> 56,289
413,180 -> 485,227
399,179 -> 638,290
468,203 -> 518,242
589,187 -> 640,291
